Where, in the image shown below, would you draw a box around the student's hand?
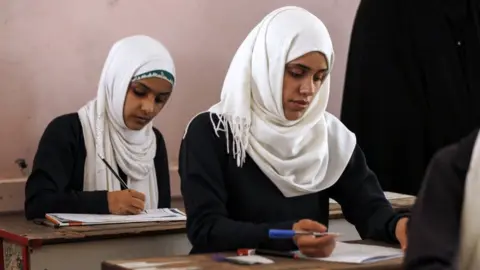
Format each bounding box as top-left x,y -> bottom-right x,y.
107,189 -> 145,215
395,217 -> 409,251
293,219 -> 337,257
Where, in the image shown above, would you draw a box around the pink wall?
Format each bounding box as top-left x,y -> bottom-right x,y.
0,0 -> 360,196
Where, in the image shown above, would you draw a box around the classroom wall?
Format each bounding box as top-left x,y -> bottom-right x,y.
0,0 -> 360,196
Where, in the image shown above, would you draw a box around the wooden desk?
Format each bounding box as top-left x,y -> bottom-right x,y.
102,241 -> 403,270
328,194 -> 414,220
328,193 -> 415,242
1,194 -> 414,270
0,214 -> 189,270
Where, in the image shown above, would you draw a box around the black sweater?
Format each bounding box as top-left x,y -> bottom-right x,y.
25,113 -> 171,220
179,112 -> 407,254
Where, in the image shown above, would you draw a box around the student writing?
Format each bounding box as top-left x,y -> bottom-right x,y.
179,6 -> 409,257
24,35 -> 175,219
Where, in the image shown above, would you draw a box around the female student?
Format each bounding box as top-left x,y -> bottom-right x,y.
404,128 -> 480,269
179,6 -> 408,257
24,35 -> 175,220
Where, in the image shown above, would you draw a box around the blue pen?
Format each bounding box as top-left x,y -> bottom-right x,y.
269,229 -> 341,239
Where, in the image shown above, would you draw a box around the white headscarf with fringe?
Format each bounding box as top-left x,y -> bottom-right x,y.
195,6 -> 356,197
78,35 -> 175,209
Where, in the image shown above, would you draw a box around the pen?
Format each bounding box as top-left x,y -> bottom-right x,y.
269,229 -> 341,239
98,154 -> 147,214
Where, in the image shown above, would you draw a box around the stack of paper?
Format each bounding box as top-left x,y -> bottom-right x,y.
296,242 -> 403,264
45,208 -> 186,227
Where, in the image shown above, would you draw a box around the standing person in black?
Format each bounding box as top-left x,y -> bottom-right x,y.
404,128 -> 480,270
340,0 -> 480,195
24,35 -> 175,219
179,6 -> 409,257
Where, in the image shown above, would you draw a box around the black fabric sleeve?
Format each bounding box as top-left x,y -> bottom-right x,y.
24,115 -> 109,220
404,130 -> 477,270
153,128 -> 171,208
179,114 -> 295,253
328,145 -> 405,243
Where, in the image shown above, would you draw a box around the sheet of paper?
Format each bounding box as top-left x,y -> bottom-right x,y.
118,262 -> 152,268
329,191 -> 414,204
48,208 -> 186,224
295,242 -> 403,264
226,255 -> 274,265
383,191 -> 415,200
139,268 -> 200,270
119,260 -> 191,269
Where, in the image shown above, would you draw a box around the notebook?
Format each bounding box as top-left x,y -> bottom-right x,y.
295,242 -> 403,264
45,208 -> 186,227
329,191 -> 414,204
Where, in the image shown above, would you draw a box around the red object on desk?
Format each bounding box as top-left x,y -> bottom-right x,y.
237,248 -> 255,256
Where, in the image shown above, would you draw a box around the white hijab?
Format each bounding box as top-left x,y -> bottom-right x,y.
459,130 -> 480,269
205,6 -> 356,197
78,35 -> 175,209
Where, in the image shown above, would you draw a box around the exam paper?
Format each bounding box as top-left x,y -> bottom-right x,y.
295,242 -> 403,264
48,208 -> 186,225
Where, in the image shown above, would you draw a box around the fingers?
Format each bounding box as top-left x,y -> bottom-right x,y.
125,205 -> 143,215
107,190 -> 146,215
296,234 -> 336,249
129,190 -> 146,201
293,219 -> 329,249
118,202 -> 143,215
299,238 -> 336,257
294,219 -> 327,233
130,197 -> 146,211
400,237 -> 408,252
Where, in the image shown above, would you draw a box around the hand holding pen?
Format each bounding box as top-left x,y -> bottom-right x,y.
99,154 -> 147,215
290,219 -> 338,258
107,190 -> 146,215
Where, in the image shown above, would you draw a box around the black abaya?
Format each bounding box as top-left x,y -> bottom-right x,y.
341,0 -> 480,195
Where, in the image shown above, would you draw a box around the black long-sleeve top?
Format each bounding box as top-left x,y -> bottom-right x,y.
24,113 -> 171,220
404,128 -> 479,270
179,112 -> 407,254
341,0 -> 480,195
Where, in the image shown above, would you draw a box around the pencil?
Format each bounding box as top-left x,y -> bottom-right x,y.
98,154 -> 129,189
97,154 -> 147,214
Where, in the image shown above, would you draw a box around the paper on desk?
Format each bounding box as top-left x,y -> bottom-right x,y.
329,191 -> 414,204
119,260 -> 191,269
383,191 -> 415,200
226,255 -> 274,265
48,208 -> 186,225
295,242 -> 403,264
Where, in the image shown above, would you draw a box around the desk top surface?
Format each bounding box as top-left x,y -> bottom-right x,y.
328,195 -> 413,219
0,214 -> 186,246
0,195 -> 414,247
102,241 -> 402,270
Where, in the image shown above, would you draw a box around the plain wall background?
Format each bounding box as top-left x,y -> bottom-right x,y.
0,0 -> 360,196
